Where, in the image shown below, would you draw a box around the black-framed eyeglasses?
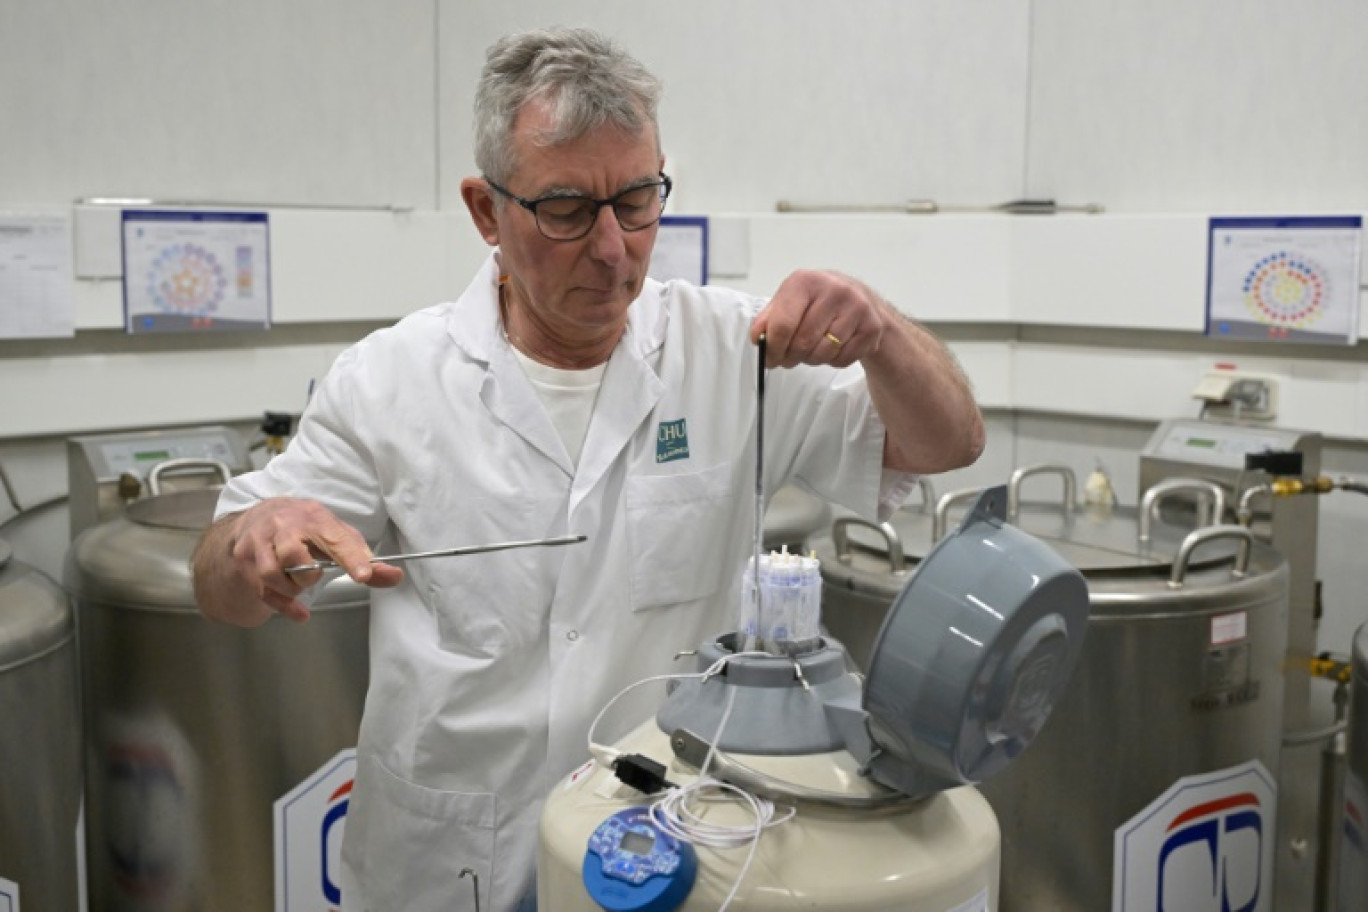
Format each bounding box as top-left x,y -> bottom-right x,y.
483,173 -> 673,241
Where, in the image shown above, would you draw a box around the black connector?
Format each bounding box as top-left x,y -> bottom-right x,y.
611,753 -> 677,795
1245,450 -> 1303,477
260,411 -> 295,437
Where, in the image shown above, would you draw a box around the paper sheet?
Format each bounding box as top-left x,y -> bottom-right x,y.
0,214 -> 75,339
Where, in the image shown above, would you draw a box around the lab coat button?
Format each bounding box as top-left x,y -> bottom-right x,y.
566,629 -> 580,642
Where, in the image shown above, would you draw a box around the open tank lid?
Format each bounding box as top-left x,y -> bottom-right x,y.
859,485 -> 1090,796
657,486 -> 1090,803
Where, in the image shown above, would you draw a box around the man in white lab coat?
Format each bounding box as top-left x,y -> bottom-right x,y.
191,26 -> 983,912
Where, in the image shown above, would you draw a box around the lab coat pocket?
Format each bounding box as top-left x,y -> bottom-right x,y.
625,462 -> 739,611
350,756 -> 496,912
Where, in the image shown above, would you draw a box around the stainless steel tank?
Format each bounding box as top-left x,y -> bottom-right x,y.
810,467 -> 1289,912
762,484 -> 832,553
1342,622 -> 1368,908
65,486 -> 369,912
0,538 -> 81,912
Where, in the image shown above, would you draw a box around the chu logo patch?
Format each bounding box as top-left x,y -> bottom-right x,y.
656,418 -> 690,463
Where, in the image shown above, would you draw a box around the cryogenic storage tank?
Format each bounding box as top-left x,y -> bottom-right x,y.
540,486 -> 1091,912
760,484 -> 832,554
541,719 -> 1002,911
811,468 -> 1289,911
66,482 -> 369,912
0,538 -> 81,912
1341,622 -> 1368,908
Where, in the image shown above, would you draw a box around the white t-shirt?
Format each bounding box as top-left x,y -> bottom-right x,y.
508,346 -> 606,467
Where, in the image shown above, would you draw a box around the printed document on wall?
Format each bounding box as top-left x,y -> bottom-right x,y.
1206,216 -> 1362,345
649,216 -> 709,286
0,214 -> 75,339
122,210 -> 271,334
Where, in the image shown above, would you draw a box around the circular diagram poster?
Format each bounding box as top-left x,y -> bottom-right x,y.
122,210 -> 271,333
1206,216 -> 1362,345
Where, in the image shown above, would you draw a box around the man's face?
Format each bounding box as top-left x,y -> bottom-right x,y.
489,98 -> 664,345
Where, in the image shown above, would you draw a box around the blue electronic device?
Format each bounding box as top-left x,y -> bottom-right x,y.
582,806 -> 697,911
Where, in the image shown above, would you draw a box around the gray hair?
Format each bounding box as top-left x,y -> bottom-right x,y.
473,27 -> 663,185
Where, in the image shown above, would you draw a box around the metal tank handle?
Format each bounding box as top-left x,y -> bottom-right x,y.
933,487 -> 987,543
912,476 -> 936,513
1139,478 -> 1228,545
1167,525 -> 1254,589
832,517 -> 906,575
1006,464 -> 1077,522
146,458 -> 234,496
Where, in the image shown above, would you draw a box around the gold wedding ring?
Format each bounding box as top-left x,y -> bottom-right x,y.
825,331 -> 843,347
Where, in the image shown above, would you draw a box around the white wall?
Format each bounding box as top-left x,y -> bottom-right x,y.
2,0 -> 1368,654
1027,0 -> 1368,212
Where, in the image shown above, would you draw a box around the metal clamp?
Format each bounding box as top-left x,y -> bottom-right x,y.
668,728 -> 917,809
1139,478 -> 1228,544
832,517 -> 906,574
146,458 -> 233,496
1167,525 -> 1254,589
1007,464 -> 1077,522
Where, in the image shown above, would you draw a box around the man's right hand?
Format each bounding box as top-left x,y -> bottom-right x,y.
191,497 -> 404,627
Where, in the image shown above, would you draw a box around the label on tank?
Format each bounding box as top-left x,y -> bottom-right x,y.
274,748 -> 357,912
1210,612 -> 1248,645
1113,759 -> 1276,911
0,876 -> 17,912
1191,643 -> 1262,712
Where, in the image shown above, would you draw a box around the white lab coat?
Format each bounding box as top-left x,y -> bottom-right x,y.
217,252 -> 913,912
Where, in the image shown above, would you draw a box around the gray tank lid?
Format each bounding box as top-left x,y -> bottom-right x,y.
0,537 -> 73,670
860,487 -> 1089,796
657,487 -> 1090,802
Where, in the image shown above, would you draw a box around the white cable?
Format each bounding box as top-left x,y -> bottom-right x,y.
648,675 -> 796,911
584,650 -> 771,768
584,652 -> 798,911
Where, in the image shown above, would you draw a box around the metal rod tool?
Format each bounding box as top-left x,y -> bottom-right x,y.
284,534 -> 587,574
746,333 -> 767,653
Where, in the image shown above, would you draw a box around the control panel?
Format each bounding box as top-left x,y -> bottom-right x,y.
68,426 -> 250,539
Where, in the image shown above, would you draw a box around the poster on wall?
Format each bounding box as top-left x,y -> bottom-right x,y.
122,210 -> 271,334
649,215 -> 709,286
1206,215 -> 1362,345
